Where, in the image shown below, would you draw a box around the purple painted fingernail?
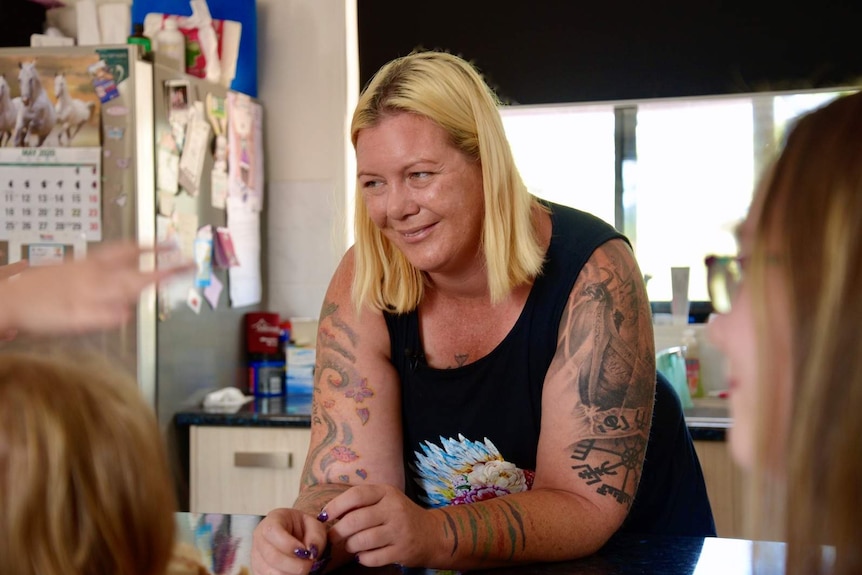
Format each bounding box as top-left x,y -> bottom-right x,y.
310,558 -> 329,573
317,509 -> 329,522
309,544 -> 319,560
294,547 -> 311,559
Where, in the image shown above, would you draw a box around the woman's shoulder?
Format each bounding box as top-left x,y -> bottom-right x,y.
542,202 -> 627,258
543,200 -> 619,235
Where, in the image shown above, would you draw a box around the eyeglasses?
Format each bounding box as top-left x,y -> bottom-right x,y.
705,255 -> 744,314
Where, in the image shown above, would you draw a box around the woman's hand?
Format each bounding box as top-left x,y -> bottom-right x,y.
324,484 -> 440,568
0,242 -> 193,336
251,507 -> 329,575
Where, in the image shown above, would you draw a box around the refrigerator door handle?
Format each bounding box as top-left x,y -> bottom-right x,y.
233,451 -> 294,469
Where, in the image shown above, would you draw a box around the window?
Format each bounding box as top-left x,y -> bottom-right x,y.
500,87 -> 855,304
500,104 -> 616,225
633,97 -> 754,301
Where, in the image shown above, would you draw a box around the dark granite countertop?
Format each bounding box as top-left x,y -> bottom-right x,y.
177,511 -> 783,574
174,395 -> 312,428
174,395 -> 730,440
683,397 -> 731,440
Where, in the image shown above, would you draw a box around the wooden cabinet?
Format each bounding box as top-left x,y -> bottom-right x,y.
693,439 -> 748,538
188,424 -> 747,537
190,425 -> 311,516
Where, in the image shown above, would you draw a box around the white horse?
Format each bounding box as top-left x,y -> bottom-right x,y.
14,61 -> 56,147
0,74 -> 22,147
54,73 -> 94,146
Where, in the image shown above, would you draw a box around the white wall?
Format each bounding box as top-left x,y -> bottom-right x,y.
256,0 -> 356,320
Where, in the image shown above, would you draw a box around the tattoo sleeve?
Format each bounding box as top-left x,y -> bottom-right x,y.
435,496 -> 529,562
550,240 -> 655,508
301,300 -> 375,489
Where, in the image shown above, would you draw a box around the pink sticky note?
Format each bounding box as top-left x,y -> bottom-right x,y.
203,273 -> 223,309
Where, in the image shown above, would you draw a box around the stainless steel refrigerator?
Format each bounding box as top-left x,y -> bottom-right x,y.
0,44 -> 263,431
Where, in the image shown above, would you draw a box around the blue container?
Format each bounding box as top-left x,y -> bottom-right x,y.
248,358 -> 285,397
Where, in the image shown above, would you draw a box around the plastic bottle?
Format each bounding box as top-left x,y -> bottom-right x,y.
279,320 -> 292,394
247,354 -> 285,397
681,328 -> 703,398
127,23 -> 152,59
154,18 -> 186,73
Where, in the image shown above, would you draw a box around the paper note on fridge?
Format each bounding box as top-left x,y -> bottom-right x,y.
226,196 -> 261,307
214,226 -> 240,268
178,104 -> 211,197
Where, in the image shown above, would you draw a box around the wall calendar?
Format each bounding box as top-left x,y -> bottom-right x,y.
0,147 -> 102,241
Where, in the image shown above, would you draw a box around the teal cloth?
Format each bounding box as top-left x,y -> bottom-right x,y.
656,348 -> 693,409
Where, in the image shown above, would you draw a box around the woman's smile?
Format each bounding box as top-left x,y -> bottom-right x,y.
356,113 -> 485,275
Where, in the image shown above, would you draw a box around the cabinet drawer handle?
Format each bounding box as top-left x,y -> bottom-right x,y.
234,452 -> 293,469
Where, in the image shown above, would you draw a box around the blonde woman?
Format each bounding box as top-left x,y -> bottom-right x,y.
708,90 -> 862,574
252,50 -> 713,574
0,349 -> 177,575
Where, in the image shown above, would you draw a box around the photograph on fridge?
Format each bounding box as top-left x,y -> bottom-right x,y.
0,54 -> 102,148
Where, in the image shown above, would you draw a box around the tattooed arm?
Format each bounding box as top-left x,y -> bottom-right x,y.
320,239 -> 656,570
296,249 -> 405,509
528,238 -> 655,553
251,248 -> 405,575
439,239 -> 654,566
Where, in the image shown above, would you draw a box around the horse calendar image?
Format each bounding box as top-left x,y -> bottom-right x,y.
0,53 -> 102,148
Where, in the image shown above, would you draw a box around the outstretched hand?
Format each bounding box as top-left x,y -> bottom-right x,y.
0,260 -> 27,281
0,241 -> 193,336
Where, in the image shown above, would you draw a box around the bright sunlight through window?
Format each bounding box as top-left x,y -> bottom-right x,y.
500,104 -> 616,226
496,89 -> 852,303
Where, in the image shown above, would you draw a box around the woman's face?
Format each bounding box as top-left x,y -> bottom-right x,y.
706,187 -> 793,470
355,113 -> 485,278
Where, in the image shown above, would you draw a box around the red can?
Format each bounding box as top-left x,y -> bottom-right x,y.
244,312 -> 281,355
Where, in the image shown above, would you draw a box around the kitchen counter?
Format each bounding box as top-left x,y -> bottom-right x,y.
175,511 -> 783,574
683,396 -> 732,440
174,395 -> 311,428
174,395 -> 731,440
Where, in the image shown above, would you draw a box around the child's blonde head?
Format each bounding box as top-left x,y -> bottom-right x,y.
0,348 -> 176,575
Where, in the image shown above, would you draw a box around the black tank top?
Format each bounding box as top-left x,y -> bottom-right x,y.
384,201 -> 715,536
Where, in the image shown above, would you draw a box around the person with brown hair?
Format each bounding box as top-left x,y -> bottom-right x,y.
0,348 -> 177,575
707,89 -> 862,574
252,50 -> 713,574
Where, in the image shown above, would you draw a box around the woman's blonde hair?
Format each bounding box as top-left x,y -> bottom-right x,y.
350,50 -> 546,313
0,348 -> 176,575
747,90 -> 862,574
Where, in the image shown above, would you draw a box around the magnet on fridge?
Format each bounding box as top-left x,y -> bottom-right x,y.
187,287 -> 203,314
193,225 -> 213,288
105,105 -> 128,116
165,80 -> 190,117
203,273 -> 223,309
88,59 -> 119,103
165,80 -> 191,139
213,226 -> 239,268
105,126 -> 125,140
